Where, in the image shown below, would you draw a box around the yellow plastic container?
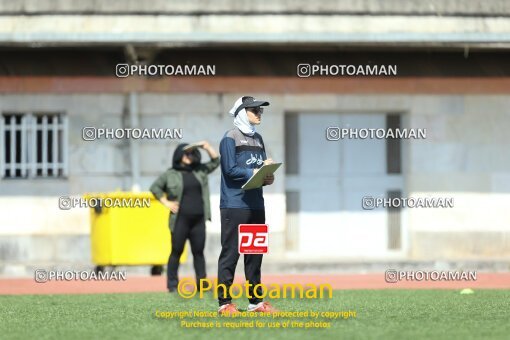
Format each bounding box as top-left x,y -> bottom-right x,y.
85,191 -> 186,266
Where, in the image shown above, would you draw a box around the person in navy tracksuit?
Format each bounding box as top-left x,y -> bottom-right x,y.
217,96 -> 277,314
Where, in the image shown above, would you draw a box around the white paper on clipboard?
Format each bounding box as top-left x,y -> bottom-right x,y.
241,163 -> 282,190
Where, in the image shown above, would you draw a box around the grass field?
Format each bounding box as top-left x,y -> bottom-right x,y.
1,290 -> 510,340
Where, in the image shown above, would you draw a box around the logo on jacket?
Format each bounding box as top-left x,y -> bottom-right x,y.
246,153 -> 264,166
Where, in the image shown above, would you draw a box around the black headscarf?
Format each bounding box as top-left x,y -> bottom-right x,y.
172,143 -> 202,171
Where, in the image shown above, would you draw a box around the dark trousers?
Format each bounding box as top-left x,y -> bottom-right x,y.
167,214 -> 206,290
217,208 -> 265,306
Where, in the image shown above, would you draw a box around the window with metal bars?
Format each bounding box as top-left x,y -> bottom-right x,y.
0,112 -> 68,179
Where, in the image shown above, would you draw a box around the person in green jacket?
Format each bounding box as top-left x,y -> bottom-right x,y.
150,141 -> 220,292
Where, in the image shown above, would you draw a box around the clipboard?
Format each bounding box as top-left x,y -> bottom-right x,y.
241,163 -> 282,190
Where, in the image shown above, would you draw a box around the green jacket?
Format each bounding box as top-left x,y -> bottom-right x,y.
150,157 -> 220,231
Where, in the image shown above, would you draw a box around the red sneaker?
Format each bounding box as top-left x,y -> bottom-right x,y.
247,301 -> 277,313
218,303 -> 239,315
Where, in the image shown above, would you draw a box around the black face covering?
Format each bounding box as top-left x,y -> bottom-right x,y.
172,143 -> 202,171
